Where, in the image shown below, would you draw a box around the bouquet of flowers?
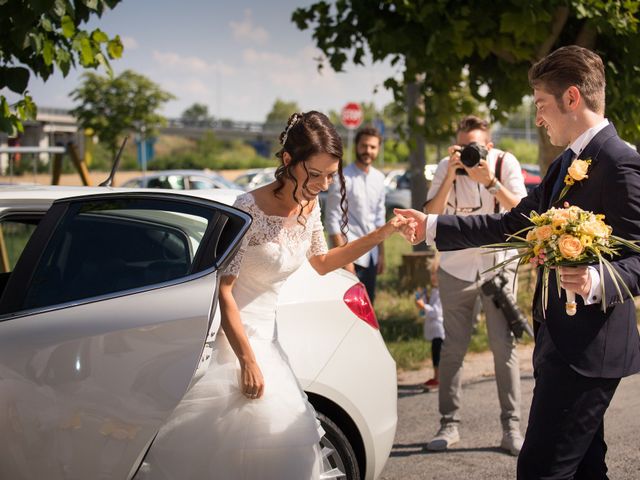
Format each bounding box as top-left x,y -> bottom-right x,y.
486,204 -> 640,316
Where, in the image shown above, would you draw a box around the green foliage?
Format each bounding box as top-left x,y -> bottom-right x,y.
496,138 -> 539,166
70,70 -> 175,156
386,339 -> 431,371
181,103 -> 214,126
0,0 -> 124,134
293,1 -> 640,143
150,132 -> 276,171
265,99 -> 301,128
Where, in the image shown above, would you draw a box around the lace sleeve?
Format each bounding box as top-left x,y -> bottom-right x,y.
222,194 -> 252,277
307,200 -> 328,258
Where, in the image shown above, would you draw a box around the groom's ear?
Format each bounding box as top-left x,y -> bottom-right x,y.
564,86 -> 581,111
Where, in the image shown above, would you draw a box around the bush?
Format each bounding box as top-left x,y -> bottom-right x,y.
496,138 -> 539,166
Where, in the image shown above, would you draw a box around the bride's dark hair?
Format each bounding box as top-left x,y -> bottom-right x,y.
274,111 -> 348,236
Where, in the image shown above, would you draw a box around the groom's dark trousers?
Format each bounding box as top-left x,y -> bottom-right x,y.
434,124 -> 640,479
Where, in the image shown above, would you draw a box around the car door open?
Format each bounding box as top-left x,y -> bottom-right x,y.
0,192 -> 250,480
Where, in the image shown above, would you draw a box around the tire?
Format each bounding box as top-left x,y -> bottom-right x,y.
317,412 -> 361,480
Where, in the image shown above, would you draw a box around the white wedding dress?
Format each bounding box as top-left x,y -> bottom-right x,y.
137,192 -> 336,480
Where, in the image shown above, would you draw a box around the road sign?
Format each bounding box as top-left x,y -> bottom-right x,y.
340,102 -> 363,130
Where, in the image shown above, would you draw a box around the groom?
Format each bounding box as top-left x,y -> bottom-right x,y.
397,45 -> 640,479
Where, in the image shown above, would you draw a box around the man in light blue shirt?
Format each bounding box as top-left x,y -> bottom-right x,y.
325,126 -> 386,303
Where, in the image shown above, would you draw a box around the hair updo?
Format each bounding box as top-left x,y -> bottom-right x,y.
274,111 -> 348,236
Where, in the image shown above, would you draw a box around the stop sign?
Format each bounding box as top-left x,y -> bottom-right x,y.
340,102 -> 363,130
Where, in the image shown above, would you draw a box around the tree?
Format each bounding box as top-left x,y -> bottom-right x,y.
265,99 -> 301,128
0,0 -> 124,134
293,1 -> 640,170
70,70 -> 175,157
181,103 -> 214,127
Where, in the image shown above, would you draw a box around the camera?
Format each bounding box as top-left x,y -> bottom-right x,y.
480,272 -> 534,340
455,142 -> 488,175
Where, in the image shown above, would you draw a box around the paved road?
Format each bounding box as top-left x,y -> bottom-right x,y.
380,372 -> 640,479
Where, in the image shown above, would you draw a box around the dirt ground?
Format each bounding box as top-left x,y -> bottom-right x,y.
397,342 -> 534,386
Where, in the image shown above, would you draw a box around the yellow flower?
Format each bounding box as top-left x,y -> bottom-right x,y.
558,234 -> 584,259
525,229 -> 536,242
582,220 -> 609,238
533,244 -> 542,256
567,159 -> 590,182
552,219 -> 565,234
580,235 -> 593,247
558,159 -> 591,201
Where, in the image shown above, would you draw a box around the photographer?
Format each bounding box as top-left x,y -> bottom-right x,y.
423,115 -> 528,456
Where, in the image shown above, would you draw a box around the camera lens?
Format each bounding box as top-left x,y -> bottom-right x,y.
459,142 -> 488,168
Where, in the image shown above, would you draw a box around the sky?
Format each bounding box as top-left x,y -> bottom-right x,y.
9,0 -> 401,123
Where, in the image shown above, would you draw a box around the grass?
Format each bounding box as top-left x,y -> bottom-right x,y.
376,234 -> 536,370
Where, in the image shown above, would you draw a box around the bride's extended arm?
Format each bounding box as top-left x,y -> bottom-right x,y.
308,216 -> 411,275
219,275 -> 265,399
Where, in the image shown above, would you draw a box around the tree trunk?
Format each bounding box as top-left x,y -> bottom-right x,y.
406,81 -> 428,252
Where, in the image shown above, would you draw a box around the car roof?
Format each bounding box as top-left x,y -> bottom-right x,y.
0,185 -> 243,206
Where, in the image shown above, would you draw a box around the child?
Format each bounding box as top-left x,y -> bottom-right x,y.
415,255 -> 444,392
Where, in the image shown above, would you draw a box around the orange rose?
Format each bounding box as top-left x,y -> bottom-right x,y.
558,234 -> 584,259
535,225 -> 553,242
567,159 -> 589,182
526,229 -> 536,242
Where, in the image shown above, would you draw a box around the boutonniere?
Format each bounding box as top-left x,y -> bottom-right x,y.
559,158 -> 592,200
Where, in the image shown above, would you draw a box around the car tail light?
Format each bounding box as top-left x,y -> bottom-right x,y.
343,282 -> 379,329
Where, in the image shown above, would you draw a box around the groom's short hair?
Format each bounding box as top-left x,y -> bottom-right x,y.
528,45 -> 606,114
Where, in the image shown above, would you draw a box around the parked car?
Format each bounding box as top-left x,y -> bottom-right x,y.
521,163 -> 542,194
120,169 -> 240,191
383,165 -> 437,216
233,167 -> 277,191
0,185 -> 396,480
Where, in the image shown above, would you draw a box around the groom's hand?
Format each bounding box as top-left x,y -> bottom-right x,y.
559,266 -> 592,297
394,208 -> 427,245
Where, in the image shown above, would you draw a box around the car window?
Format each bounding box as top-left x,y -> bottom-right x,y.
121,179 -> 142,188
189,176 -> 216,190
147,175 -> 185,189
0,218 -> 39,297
234,173 -> 255,188
19,198 -> 218,311
0,219 -> 38,272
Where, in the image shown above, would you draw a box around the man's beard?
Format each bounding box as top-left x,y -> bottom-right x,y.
356,152 -> 373,165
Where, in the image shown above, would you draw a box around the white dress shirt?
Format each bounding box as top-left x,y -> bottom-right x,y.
426,119 -> 610,302
426,148 -> 527,282
325,162 -> 386,268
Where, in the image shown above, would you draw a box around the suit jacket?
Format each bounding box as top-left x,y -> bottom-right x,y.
435,123 -> 640,378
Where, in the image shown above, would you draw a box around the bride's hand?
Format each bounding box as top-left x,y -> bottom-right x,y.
241,360 -> 265,400
387,214 -> 417,243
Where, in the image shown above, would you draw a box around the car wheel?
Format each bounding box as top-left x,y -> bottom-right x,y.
317,412 -> 360,480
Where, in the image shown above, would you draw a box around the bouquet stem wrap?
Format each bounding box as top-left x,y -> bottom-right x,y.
565,290 -> 577,316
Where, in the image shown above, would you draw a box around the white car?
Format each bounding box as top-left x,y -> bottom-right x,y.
120,169 -> 241,190
233,167 -> 277,191
0,185 -> 396,480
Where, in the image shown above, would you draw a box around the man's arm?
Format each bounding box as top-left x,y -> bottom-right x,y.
425,157 -> 457,214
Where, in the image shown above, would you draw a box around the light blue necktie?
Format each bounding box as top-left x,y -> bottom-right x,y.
550,148 -> 574,204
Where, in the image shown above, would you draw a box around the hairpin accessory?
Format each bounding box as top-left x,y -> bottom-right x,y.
281,113 -> 301,146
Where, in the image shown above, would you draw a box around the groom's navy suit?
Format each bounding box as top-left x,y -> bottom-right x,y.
434,123 -> 640,479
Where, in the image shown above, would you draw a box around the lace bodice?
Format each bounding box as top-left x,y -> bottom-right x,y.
222,192 -> 328,339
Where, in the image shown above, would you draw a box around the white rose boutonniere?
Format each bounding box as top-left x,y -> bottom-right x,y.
559,158 -> 591,200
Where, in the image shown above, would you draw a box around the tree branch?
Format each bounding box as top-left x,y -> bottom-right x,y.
536,6 -> 570,60
575,22 -> 597,49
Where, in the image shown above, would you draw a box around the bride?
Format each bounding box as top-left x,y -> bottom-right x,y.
137,111 -> 413,479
